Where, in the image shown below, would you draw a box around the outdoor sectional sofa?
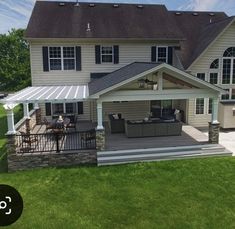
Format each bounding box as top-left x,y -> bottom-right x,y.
125,119 -> 182,138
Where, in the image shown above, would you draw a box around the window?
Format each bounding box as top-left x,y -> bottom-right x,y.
65,103 -> 76,113
222,47 -> 235,84
209,73 -> 218,84
208,98 -> 212,114
223,47 -> 235,57
101,46 -> 113,63
49,47 -> 62,70
232,89 -> 235,100
195,98 -> 204,114
196,73 -> 205,81
52,103 -> 64,114
222,59 -> 231,84
49,46 -> 75,70
221,89 -> 230,100
157,47 -> 167,63
63,47 -> 75,70
210,59 -> 219,69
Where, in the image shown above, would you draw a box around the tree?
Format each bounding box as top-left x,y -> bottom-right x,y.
0,29 -> 31,92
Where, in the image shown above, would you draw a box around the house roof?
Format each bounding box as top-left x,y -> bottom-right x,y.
88,62 -> 225,97
89,62 -> 160,96
1,85 -> 89,104
25,1 -> 234,69
25,1 -> 184,40
171,11 -> 232,68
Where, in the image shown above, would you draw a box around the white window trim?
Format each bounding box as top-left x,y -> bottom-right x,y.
195,98 -> 205,115
221,57 -> 235,85
51,102 -> 77,115
100,45 -> 114,64
48,46 -> 76,71
156,46 -> 168,63
208,71 -> 219,85
196,73 -> 206,81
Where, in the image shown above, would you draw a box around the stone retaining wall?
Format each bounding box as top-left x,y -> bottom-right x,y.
8,150 -> 97,172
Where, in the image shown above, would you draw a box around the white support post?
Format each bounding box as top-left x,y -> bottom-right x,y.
157,71 -> 163,91
6,109 -> 16,135
33,103 -> 39,110
23,103 -> 30,118
211,97 -> 219,124
96,101 -> 104,130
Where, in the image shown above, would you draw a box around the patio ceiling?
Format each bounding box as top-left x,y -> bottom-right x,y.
1,85 -> 89,104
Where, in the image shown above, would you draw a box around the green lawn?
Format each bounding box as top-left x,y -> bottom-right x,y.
0,104 -> 23,172
0,157 -> 234,229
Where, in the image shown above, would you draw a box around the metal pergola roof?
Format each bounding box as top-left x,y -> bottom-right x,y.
1,85 -> 89,104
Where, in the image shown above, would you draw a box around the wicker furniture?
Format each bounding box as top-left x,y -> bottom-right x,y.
126,120 -> 182,138
108,113 -> 125,133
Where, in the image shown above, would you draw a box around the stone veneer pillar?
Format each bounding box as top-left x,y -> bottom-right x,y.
35,108 -> 42,125
208,122 -> 220,144
6,134 -> 16,155
25,118 -> 31,134
96,129 -> 105,151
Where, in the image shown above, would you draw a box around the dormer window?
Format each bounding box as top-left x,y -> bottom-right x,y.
101,46 -> 113,63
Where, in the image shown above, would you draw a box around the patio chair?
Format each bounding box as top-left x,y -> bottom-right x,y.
108,113 -> 125,133
66,116 -> 77,130
43,117 -> 54,131
19,131 -> 38,151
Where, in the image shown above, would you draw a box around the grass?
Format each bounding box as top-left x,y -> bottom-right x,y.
0,157 -> 234,228
0,104 -> 23,172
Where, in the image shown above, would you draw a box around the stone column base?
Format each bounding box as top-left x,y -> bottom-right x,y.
6,134 -> 16,155
96,129 -> 105,151
25,118 -> 31,134
208,122 -> 220,144
36,108 -> 42,125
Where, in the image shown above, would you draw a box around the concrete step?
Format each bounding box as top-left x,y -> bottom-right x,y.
97,144 -> 232,166
97,144 -> 223,157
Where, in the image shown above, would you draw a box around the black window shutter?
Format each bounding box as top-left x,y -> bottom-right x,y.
95,45 -> 101,64
45,103 -> 51,116
151,46 -> 156,62
42,46 -> 49,72
77,102 -> 84,114
113,45 -> 119,64
75,46 -> 82,71
168,47 -> 173,65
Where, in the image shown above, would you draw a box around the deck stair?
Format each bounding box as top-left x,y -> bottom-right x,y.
97,144 -> 232,166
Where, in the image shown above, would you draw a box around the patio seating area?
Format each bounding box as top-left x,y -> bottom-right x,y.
105,125 -> 208,151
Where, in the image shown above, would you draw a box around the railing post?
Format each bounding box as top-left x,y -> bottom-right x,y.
56,133 -> 60,152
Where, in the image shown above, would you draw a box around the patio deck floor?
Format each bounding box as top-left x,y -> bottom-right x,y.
105,125 -> 209,151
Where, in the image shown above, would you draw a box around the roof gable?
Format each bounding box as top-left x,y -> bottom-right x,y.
89,62 -> 225,97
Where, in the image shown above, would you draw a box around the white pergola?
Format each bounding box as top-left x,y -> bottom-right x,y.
1,85 -> 89,134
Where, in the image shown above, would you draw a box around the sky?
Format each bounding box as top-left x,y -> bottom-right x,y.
0,0 -> 235,34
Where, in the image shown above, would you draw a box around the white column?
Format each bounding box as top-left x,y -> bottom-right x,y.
211,97 -> 219,124
157,71 -> 163,91
6,109 -> 16,135
97,101 -> 104,130
33,103 -> 39,109
23,103 -> 30,118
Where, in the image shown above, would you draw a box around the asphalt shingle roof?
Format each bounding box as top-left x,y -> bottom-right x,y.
88,62 -> 160,96
25,1 -> 184,40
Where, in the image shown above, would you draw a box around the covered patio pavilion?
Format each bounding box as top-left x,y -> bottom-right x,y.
1,62 -> 227,153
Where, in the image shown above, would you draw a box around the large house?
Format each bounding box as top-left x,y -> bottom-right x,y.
23,1 -> 235,129
2,1 -> 235,169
